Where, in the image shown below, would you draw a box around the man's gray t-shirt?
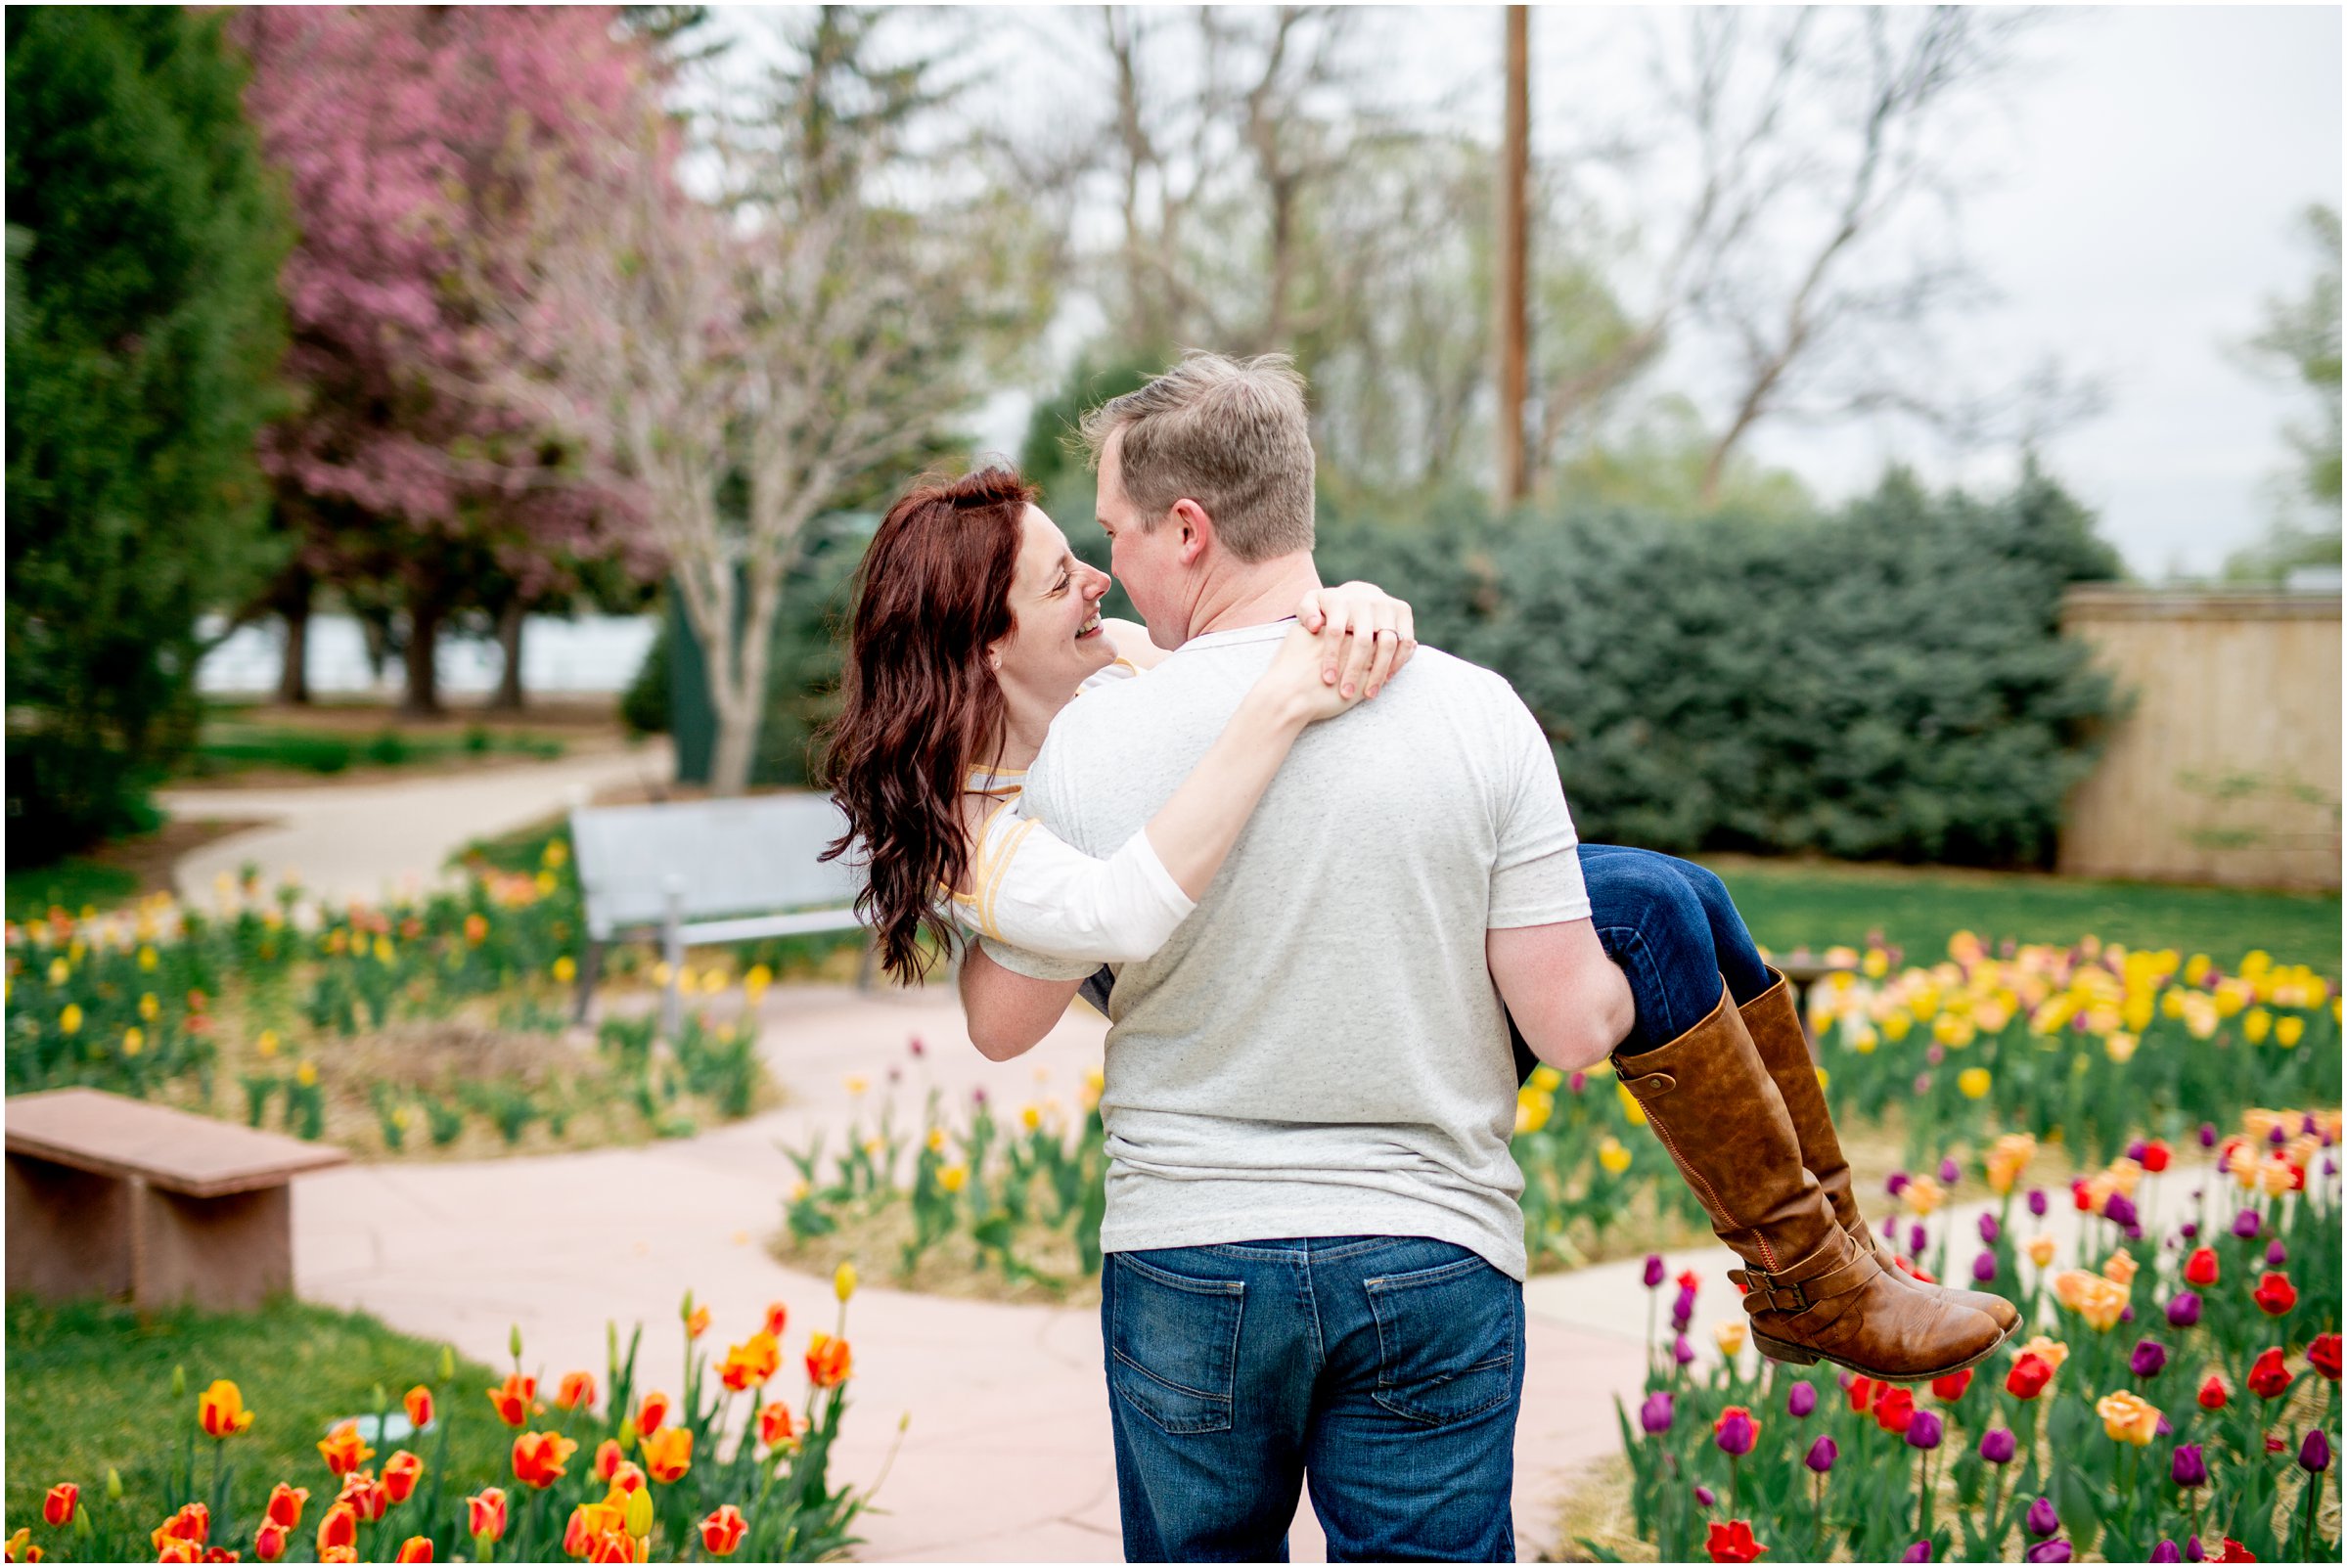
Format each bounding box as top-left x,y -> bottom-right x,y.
981,620 -> 1590,1280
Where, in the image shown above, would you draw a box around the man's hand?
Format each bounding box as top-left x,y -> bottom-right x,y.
958,941 -> 1086,1061
1486,918 -> 1635,1072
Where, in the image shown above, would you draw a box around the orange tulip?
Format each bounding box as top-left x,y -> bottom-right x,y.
156,1543 -> 194,1565
199,1380 -> 255,1439
686,1304 -> 712,1339
316,1501 -> 358,1557
593,1438 -> 626,1482
588,1530 -> 641,1564
41,1484 -> 76,1527
264,1483 -> 309,1531
512,1429 -> 578,1489
321,1549 -> 358,1566
762,1301 -> 789,1339
607,1460 -> 647,1496
806,1332 -> 852,1389
485,1372 -> 540,1427
758,1401 -> 797,1449
317,1421 -> 375,1477
395,1538 -> 433,1564
557,1370 -> 598,1411
338,1470 -> 387,1524
466,1488 -> 508,1544
564,1502 -> 626,1556
701,1504 -> 748,1557
4,1525 -> 42,1563
634,1390 -> 671,1437
152,1503 -> 209,1551
383,1450 -> 424,1505
718,1330 -> 781,1393
403,1385 -> 434,1430
642,1424 -> 693,1484
252,1521 -> 289,1563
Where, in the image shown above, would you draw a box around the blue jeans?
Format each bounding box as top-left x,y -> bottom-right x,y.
1102,1235 -> 1524,1562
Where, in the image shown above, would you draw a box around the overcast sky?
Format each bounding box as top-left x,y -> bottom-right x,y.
710,5 -> 2342,580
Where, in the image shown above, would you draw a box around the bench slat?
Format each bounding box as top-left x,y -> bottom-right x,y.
5,1088 -> 349,1198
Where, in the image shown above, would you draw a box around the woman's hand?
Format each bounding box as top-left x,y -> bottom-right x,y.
1256,620 -> 1370,723
1296,581 -> 1418,699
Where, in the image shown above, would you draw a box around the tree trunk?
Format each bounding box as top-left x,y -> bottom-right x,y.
274,566 -> 313,706
400,577 -> 449,718
486,596 -> 527,711
358,605 -> 395,689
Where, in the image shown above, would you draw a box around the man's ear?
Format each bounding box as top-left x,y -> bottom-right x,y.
1170,498 -> 1214,567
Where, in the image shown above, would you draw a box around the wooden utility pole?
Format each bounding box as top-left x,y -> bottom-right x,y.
1497,5 -> 1530,504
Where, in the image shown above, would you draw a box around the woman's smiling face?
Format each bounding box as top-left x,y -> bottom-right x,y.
991,504 -> 1114,699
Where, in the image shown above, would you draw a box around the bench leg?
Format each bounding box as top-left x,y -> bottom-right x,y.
573,939 -> 603,1026
661,897 -> 685,1041
855,935 -> 879,993
7,1153 -> 134,1301
131,1183 -> 292,1314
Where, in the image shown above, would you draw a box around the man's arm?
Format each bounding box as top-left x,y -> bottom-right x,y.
959,940 -> 1086,1060
1487,918 -> 1635,1072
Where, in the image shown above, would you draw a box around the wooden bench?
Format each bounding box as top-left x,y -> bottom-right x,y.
6,1088 -> 348,1312
568,793 -> 873,1036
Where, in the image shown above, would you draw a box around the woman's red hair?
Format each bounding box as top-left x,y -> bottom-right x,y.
819,467 -> 1034,981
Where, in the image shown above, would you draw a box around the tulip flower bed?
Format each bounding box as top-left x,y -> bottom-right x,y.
3,1282 -> 883,1564
1601,1106 -> 2341,1563
2,851 -> 780,1156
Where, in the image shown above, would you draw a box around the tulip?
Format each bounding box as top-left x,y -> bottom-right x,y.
763,1300 -> 790,1339
2248,1347 -> 2291,1400
835,1260 -> 858,1302
686,1304 -> 712,1339
1980,1427 -> 2016,1464
316,1503 -> 357,1557
467,1489 -> 508,1544
1846,1375 -> 1876,1413
1713,1406 -> 1759,1456
1693,1485 -> 1717,1507
1672,1285 -> 1697,1328
2198,1374 -> 2230,1410
41,1485 -> 76,1528
2197,1122 -> 2217,1148
1640,1392 -> 1675,1435
1874,1388 -> 1917,1434
2026,1543 -> 2074,1563
2172,1443 -> 2208,1488
1787,1381 -> 1817,1418
635,1390 -> 671,1437
511,1430 -> 579,1489
2027,1188 -> 2049,1218
594,1439 -> 625,1482
643,1424 -> 693,1483
2024,1233 -> 2057,1269
5,1526 -> 37,1565
2152,1543 -> 2183,1562
2252,1273 -> 2296,1317
2026,1497 -> 2059,1538
2096,1390 -> 2161,1446
1673,1334 -> 1696,1366
758,1401 -> 798,1449
2143,1140 -> 2172,1173
1902,1545 -> 1931,1562
2311,1332 -> 2341,1381
317,1422 -> 374,1477
1906,1411 -> 1944,1450
258,1484 -> 306,1532
2131,1339 -> 2168,1379
2266,1240 -> 2287,1267
396,1539 -> 432,1563
2007,1354 -> 2054,1401
702,1503 -> 749,1557
557,1370 -> 597,1411
1704,1521 -> 1765,1563
2166,1292 -> 2203,1329
1908,1222 -> 1928,1256
2232,1209 -> 2261,1240
2303,1431 -> 2332,1473
807,1332 -> 855,1388
252,1521 -> 289,1563
383,1451 -> 422,1505
338,1470 -> 387,1524
1805,1436 -> 1838,1474
564,1502 -> 625,1557
1938,1157 -> 1960,1185
486,1372 -> 539,1427
198,1380 -> 255,1439
1644,1255 -> 1666,1288
1931,1368 -> 1972,1402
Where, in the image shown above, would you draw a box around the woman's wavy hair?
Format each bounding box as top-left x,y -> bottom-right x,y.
818,466 -> 1034,981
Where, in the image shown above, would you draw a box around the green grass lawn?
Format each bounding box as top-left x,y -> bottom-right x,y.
1701,853 -> 2342,977
5,1294 -> 517,1559
3,860 -> 140,926
181,718 -> 565,780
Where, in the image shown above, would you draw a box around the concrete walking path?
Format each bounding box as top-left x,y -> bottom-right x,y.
154,738 -> 674,912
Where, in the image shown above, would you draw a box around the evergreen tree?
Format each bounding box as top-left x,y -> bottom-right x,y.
6,6 -> 293,863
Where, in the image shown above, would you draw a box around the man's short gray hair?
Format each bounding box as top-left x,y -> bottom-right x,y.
1078,351 -> 1315,561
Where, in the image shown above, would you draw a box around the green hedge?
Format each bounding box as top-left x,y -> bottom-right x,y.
1314,463 -> 2126,867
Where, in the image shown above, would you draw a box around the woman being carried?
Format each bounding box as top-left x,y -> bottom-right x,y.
822,466 -> 2014,1381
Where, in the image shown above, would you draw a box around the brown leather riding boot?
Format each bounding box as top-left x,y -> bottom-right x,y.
1738,968 -> 2022,1335
1615,985 -> 2009,1382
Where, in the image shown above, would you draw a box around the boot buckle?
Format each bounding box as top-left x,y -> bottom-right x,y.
1749,1268 -> 1811,1314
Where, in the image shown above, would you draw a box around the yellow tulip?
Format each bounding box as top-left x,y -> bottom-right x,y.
59,1004 -> 82,1035
1615,1081 -> 1647,1127
1882,1010 -> 1913,1043
46,957 -> 68,985
553,956 -> 577,984
541,839 -> 568,870
2185,953 -> 2211,985
2104,1033 -> 2138,1063
2121,994 -> 2153,1033
2024,1233 -> 2057,1269
535,871 -> 558,895
122,1028 -> 144,1056
1863,947 -> 1889,978
2213,984 -> 2246,1019
834,1262 -> 858,1304
1527,1064 -> 1562,1094
138,993 -> 159,1021
2096,1390 -> 2161,1446
925,1126 -> 947,1154
1515,1088 -> 1554,1137
1019,1104 -> 1042,1132
2276,1015 -> 2304,1048
2161,989 -> 2186,1019
256,1029 -> 280,1057
1713,1319 -> 1748,1357
745,963 -> 773,996
2243,1008 -> 2272,1044
138,945 -> 158,971
938,1164 -> 968,1194
842,1075 -> 869,1097
296,1060 -> 318,1088
1958,1067 -> 1992,1099
1598,1137 -> 1632,1175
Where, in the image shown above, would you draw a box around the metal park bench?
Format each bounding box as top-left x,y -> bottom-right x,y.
5,1087 -> 350,1311
567,793 -> 873,1036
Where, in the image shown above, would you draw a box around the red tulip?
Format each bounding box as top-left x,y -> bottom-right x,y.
466,1489 -> 508,1545
315,1503 -> 357,1558
251,1521 -> 288,1564
402,1386 -> 433,1430
2248,1347 -> 2291,1400
485,1373 -> 539,1428
337,1471 -> 386,1525
2214,1540 -> 2257,1562
2251,1273 -> 2296,1317
41,1485 -> 76,1528
1873,1387 -> 1917,1434
2311,1332 -> 2341,1381
383,1451 -> 422,1505
2184,1247 -> 2219,1287
701,1504 -> 748,1558
1705,1520 -> 1768,1563
2198,1374 -> 2230,1410
2006,1354 -> 2054,1401
395,1539 -> 432,1564
1846,1375 -> 1877,1413
2141,1140 -> 2171,1173
1930,1368 -> 1973,1403
634,1390 -> 671,1438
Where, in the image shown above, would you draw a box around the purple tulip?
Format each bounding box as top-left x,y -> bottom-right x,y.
2151,1543 -> 2182,1563
1973,1251 -> 1999,1283
1887,1171 -> 1911,1196
1908,1222 -> 1929,1256
1787,1381 -> 1817,1418
1674,1334 -> 1695,1366
2131,1338 -> 2168,1379
908,1035 -> 925,1056
1914,1072 -> 1932,1094
2171,1443 -> 2207,1488
2307,1112 -> 2323,1136
2120,1305 -> 2138,1323
1978,1213 -> 2001,1245
2327,1157 -> 2340,1177
2187,1537 -> 2205,1562
2269,1122 -> 2288,1145
2026,1543 -> 2074,1564
1715,1409 -> 1757,1456
1980,1427 -> 2017,1465
1939,1157 -> 1961,1185
1906,1411 -> 1944,1451
2196,1122 -> 2217,1148
2026,1497 -> 2059,1539
1568,1071 -> 1587,1094
1639,1391 -> 1674,1434
1693,1485 -> 1716,1507
971,1085 -> 987,1104
2166,1291 -> 2202,1329
1806,1435 -> 1838,1474
2156,1413 -> 2173,1437
2027,1188 -> 2049,1218
2126,1138 -> 2148,1162
2180,1221 -> 2199,1241
2233,1208 -> 2262,1240
2104,1193 -> 2140,1230
1644,1254 -> 1666,1289
1672,1285 -> 1696,1327
2266,1240 -> 2287,1267
1903,1544 -> 1933,1562
2303,1431 -> 2332,1474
